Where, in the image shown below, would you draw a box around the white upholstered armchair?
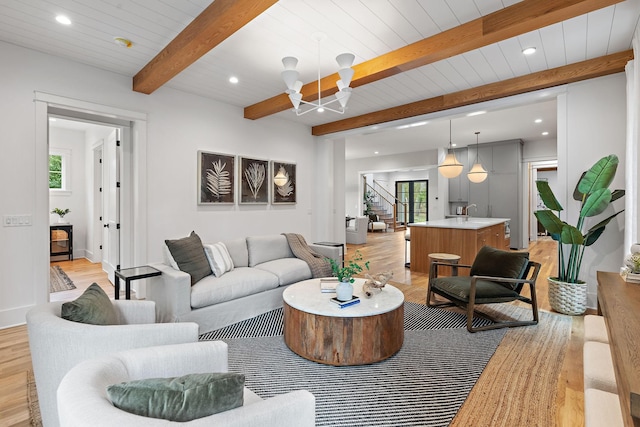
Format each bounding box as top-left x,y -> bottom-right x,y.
346,216 -> 368,244
57,341 -> 316,427
26,300 -> 199,427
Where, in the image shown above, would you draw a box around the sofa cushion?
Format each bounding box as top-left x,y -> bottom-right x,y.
165,231 -> 212,285
203,243 -> 234,277
247,235 -> 294,267
106,372 -> 244,422
222,238 -> 249,268
254,258 -> 312,286
190,267 -> 279,309
61,283 -> 118,325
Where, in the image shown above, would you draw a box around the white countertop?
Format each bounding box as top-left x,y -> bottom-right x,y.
409,217 -> 510,230
282,278 -> 404,318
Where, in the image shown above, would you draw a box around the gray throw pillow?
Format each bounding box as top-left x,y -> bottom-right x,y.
165,231 -> 212,285
61,283 -> 118,325
107,372 -> 245,422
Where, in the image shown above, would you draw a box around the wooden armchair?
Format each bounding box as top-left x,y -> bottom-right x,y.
427,246 -> 541,333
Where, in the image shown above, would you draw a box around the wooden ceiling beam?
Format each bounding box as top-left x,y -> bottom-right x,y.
133,0 -> 277,95
311,50 -> 633,136
244,0 -> 623,120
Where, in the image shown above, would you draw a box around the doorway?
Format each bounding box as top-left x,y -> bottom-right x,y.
48,114 -> 129,299
396,180 -> 428,224
529,161 -> 558,242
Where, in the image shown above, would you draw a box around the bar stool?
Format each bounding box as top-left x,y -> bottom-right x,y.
428,253 -> 461,280
404,229 -> 410,268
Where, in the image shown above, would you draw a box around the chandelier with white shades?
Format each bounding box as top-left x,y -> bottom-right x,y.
281,32 -> 355,116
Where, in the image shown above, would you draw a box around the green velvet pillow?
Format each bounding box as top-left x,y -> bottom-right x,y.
106,373 -> 245,422
470,246 -> 529,290
61,283 -> 118,325
165,231 -> 212,285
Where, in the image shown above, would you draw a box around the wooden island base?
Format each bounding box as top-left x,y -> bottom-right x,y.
283,302 -> 404,366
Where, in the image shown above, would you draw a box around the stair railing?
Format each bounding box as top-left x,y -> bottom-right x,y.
372,180 -> 408,227
362,178 -> 408,230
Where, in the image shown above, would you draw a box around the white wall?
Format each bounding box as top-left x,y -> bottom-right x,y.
558,73 -> 627,307
0,41 -> 319,329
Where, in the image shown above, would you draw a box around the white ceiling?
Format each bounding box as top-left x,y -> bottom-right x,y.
3,0 -> 638,158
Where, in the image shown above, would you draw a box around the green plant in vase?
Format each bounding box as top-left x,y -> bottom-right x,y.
534,154 -> 624,314
329,250 -> 370,283
51,208 -> 71,223
329,250 -> 370,301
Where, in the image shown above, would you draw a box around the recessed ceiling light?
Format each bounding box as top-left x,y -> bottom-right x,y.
229,76 -> 239,84
522,47 -> 536,55
49,117 -> 57,122
396,124 -> 410,130
542,131 -> 549,136
374,151 -> 379,154
114,37 -> 133,48
534,119 -> 542,123
467,111 -> 486,117
451,143 -> 457,147
55,15 -> 71,25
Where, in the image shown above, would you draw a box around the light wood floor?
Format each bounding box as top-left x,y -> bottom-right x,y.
0,232 -> 586,426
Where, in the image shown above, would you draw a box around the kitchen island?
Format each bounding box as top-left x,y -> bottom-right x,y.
409,217 -> 510,275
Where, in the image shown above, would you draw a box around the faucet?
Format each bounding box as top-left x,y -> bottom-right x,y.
464,204 -> 477,216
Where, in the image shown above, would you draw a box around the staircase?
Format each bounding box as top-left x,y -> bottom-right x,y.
364,179 -> 407,232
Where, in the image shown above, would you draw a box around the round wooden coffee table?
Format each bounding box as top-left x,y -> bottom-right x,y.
283,278 -> 404,366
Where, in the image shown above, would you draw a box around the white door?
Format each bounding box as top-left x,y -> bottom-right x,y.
102,129 -> 120,284
92,145 -> 103,263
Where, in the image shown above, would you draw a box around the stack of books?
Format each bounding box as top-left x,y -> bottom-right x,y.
330,295 -> 360,308
320,277 -> 338,293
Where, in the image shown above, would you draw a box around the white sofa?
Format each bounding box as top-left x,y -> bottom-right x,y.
27,300 -> 199,427
57,341 -> 315,427
148,234 -> 340,334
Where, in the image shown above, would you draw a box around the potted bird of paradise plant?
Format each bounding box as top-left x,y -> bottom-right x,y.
534,154 -> 624,315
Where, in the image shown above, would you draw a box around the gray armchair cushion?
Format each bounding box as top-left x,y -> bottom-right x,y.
61,283 -> 118,325
469,246 -> 529,290
107,372 -> 245,422
165,231 -> 212,285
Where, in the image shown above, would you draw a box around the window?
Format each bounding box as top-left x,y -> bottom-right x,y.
49,154 -> 62,189
396,180 -> 428,224
49,149 -> 71,194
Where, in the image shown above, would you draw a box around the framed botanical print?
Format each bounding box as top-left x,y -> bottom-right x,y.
198,151 -> 235,204
239,156 -> 269,204
271,161 -> 296,204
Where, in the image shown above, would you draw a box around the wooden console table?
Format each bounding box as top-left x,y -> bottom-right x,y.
596,271 -> 640,427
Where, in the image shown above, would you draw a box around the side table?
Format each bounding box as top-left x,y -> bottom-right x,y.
114,266 -> 161,300
313,241 -> 345,267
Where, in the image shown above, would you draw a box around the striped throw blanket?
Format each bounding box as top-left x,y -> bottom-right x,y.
282,233 -> 333,278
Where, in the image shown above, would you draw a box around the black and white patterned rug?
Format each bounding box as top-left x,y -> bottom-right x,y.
200,302 -> 507,426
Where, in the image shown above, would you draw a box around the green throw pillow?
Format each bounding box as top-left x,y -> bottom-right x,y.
61,283 -> 118,325
165,231 -> 212,285
107,372 -> 245,422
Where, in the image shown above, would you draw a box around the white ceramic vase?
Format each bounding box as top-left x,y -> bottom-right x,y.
335,280 -> 354,301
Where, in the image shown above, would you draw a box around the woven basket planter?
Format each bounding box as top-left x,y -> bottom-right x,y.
547,277 -> 587,315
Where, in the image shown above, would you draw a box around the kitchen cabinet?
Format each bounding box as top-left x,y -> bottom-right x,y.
448,147 -> 469,202
466,139 -> 522,248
